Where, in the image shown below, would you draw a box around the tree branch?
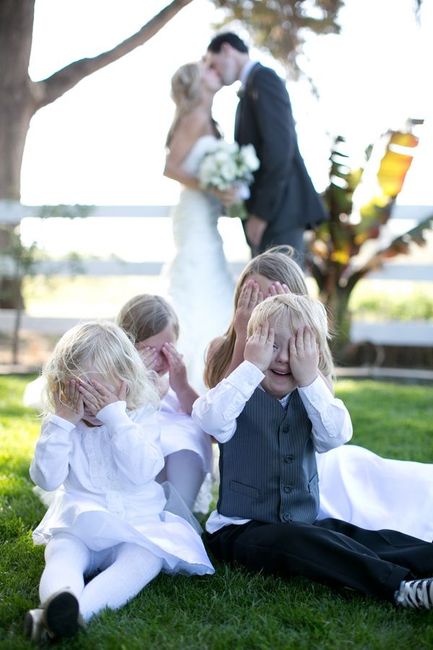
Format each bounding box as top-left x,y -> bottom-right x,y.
32,0 -> 193,109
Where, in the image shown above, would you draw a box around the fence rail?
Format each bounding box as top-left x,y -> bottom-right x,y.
0,201 -> 432,350
1,201 -> 432,281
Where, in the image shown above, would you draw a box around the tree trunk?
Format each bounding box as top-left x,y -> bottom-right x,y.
320,284 -> 353,364
0,0 -> 36,200
0,0 -> 193,307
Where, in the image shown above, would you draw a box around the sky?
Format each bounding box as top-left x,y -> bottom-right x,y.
21,0 -> 433,208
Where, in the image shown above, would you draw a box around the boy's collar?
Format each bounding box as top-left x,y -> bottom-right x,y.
258,384 -> 295,406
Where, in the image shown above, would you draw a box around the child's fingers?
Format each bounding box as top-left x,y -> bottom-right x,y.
238,281 -> 253,306
295,326 -> 305,353
249,283 -> 261,307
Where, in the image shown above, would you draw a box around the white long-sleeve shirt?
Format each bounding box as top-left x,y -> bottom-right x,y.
30,401 -> 165,519
192,361 -> 353,533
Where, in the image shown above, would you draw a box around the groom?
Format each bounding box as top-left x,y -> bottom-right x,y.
206,32 -> 328,260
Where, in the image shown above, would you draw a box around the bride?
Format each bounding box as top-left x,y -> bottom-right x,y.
163,61 -> 239,393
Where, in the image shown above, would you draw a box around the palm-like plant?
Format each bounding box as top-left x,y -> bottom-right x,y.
308,119 -> 432,362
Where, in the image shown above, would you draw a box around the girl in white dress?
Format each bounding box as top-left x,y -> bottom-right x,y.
116,294 -> 213,512
26,321 -> 213,642
204,245 -> 433,543
163,61 -> 238,393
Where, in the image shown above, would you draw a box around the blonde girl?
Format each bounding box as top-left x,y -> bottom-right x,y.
26,321 -> 213,642
117,294 -> 213,511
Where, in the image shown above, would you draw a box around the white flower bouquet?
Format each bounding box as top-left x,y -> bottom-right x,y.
197,140 -> 260,220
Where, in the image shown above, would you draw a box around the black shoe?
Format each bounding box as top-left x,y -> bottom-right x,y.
43,591 -> 80,638
395,578 -> 433,609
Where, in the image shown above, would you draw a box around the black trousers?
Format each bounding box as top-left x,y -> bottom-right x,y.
204,518 -> 433,602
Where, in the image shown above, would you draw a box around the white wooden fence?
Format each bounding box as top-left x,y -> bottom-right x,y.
0,201 -> 432,348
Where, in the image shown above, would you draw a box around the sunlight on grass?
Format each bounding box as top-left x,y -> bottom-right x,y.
350,280 -> 433,321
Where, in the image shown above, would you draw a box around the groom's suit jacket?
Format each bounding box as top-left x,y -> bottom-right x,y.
235,63 -> 328,253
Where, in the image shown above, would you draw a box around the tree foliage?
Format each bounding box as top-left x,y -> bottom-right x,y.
213,0 -> 344,76
309,120 -> 432,358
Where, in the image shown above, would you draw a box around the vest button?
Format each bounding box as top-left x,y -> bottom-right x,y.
283,485 -> 292,493
282,513 -> 292,522
283,454 -> 294,463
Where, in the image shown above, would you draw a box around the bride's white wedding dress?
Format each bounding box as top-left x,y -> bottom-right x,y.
163,135 -> 235,393
317,444 -> 433,541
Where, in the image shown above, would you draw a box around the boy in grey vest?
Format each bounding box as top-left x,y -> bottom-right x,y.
192,294 -> 433,610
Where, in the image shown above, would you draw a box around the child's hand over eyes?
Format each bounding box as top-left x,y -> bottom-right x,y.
162,343 -> 188,394
233,280 -> 263,339
136,343 -> 158,371
54,379 -> 84,424
244,322 -> 275,372
289,326 -> 319,387
78,379 -> 127,416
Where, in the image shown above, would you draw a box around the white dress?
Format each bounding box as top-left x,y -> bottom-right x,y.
317,444 -> 433,542
163,135 -> 236,393
30,402 -> 214,576
159,388 -> 212,474
159,388 -> 214,514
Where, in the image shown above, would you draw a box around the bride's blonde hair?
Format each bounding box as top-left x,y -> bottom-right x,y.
166,62 -> 202,147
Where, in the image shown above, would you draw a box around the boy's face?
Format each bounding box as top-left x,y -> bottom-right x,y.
260,318 -> 297,399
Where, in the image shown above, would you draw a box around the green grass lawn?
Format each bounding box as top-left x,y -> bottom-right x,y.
1,376 -> 433,649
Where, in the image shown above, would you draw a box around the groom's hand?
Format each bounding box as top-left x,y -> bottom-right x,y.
246,215 -> 267,248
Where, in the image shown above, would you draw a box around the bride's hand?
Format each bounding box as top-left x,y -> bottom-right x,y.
233,280 -> 263,339
210,186 -> 240,207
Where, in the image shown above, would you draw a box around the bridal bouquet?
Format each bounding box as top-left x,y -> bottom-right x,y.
198,140 -> 260,220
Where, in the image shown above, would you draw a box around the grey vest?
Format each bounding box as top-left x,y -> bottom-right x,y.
218,388 -> 319,524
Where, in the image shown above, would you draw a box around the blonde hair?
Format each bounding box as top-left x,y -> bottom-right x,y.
248,294 -> 333,378
166,62 -> 202,147
42,320 -> 159,415
204,246 -> 310,387
116,294 -> 179,345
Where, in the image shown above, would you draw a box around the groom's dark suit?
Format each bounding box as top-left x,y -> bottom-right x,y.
235,63 -> 328,256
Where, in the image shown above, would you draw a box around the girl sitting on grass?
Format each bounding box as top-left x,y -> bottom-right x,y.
26,321 -> 213,643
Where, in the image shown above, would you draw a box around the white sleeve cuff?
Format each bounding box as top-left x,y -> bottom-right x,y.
96,401 -> 129,426
226,360 -> 264,397
298,375 -> 331,402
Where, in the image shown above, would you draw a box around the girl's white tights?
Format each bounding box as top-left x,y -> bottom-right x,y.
39,534 -> 163,622
158,450 -> 205,510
